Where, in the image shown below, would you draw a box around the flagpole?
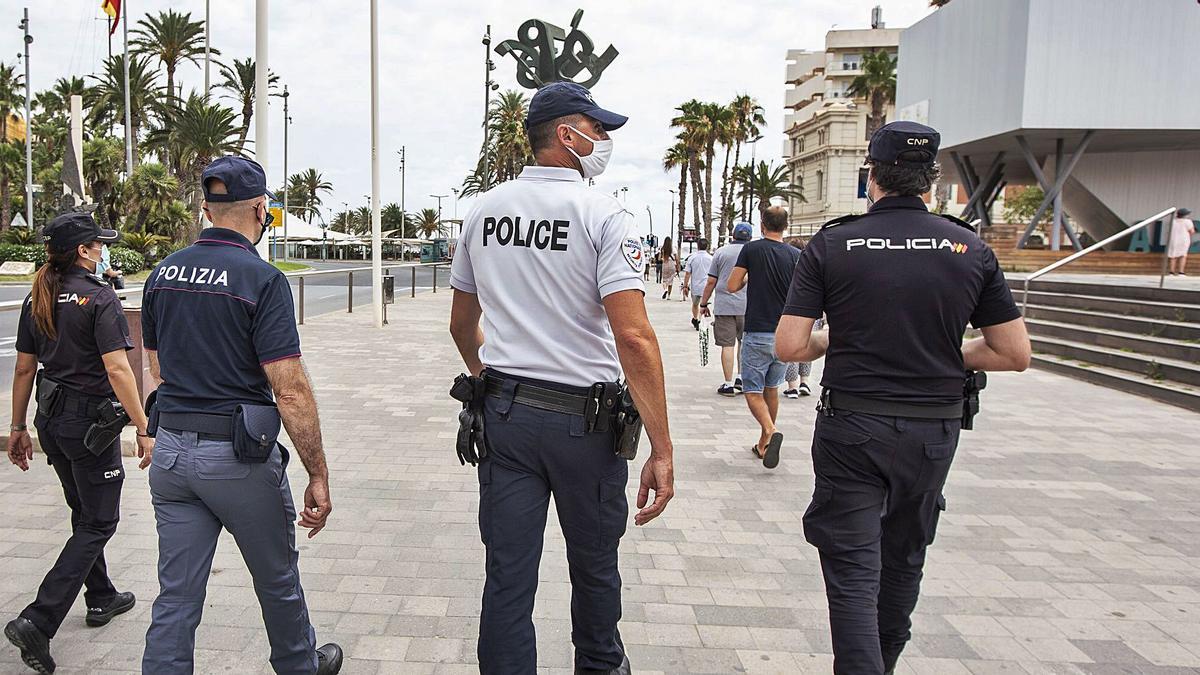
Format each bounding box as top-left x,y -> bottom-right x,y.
254,0 -> 269,258
370,0 -> 382,328
122,0 -> 132,177
203,0 -> 210,98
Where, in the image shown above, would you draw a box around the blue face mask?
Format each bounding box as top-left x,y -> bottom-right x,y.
96,245 -> 111,276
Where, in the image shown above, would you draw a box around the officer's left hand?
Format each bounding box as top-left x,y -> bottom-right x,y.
634,453 -> 674,526
136,434 -> 155,469
7,430 -> 33,472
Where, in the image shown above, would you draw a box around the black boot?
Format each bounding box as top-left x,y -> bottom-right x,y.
5,617 -> 55,673
85,591 -> 136,627
575,654 -> 630,675
316,643 -> 343,675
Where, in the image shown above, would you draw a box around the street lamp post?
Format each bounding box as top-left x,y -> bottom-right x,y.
430,194 -> 448,239
281,84 -> 290,261
747,133 -> 764,224
668,189 -> 676,248
369,0 -> 382,327
397,147 -> 406,235
482,26 -> 498,192
645,205 -> 653,239
19,8 -> 32,230
254,0 -> 270,258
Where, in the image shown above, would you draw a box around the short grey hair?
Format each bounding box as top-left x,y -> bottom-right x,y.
870,159 -> 942,197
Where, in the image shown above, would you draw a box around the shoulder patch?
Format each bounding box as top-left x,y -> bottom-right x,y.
821,213 -> 864,230
938,213 -> 977,233
622,237 -> 645,272
84,273 -> 107,286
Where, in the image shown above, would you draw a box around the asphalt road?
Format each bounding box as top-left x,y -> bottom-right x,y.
0,260 -> 448,393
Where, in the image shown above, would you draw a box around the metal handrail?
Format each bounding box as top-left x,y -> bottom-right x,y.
1020,207 -> 1176,310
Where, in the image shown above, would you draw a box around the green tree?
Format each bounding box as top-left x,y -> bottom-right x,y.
414,207 -> 440,238
83,136 -> 125,229
1003,186 -> 1050,226
726,94 -> 765,223
670,100 -> 710,239
847,50 -> 897,139
146,95 -> 241,226
738,161 -> 804,222
662,142 -> 689,249
381,202 -> 414,237
87,54 -> 162,168
0,62 -> 23,145
132,10 -> 218,103
217,58 -> 277,152
127,162 -> 179,232
119,230 -> 170,260
143,199 -> 193,241
293,168 -> 332,222
488,90 -> 532,183
0,142 -> 23,230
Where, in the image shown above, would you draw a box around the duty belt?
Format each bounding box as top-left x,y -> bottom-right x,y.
158,411 -> 233,440
56,390 -> 112,418
484,375 -> 591,416
820,389 -> 961,420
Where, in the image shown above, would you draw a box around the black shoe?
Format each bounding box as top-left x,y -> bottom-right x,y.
85,591 -> 135,627
691,318 -> 700,330
5,618 -> 55,673
734,377 -> 743,393
661,290 -> 668,299
717,384 -> 737,397
783,388 -> 800,399
575,654 -> 631,675
316,643 -> 343,675
798,382 -> 812,397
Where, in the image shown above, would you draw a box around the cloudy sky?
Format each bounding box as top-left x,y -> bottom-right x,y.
1,0 -> 936,236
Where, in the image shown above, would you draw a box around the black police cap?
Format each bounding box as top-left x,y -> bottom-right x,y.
525,81 -> 628,131
867,121 -> 940,166
201,155 -> 277,203
42,212 -> 118,253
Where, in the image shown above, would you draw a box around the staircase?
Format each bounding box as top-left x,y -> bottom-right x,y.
982,224 -> 1167,274
1013,278 -> 1200,412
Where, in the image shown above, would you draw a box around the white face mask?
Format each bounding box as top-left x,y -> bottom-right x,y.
564,124 -> 613,179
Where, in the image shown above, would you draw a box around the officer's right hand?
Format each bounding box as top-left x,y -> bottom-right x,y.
7,430 -> 33,472
136,434 -> 155,470
635,451 -> 674,526
299,476 -> 332,538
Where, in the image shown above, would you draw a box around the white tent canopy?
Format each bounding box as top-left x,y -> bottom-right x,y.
274,220 -> 354,241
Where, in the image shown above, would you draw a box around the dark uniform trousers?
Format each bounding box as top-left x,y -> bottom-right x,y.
21,413 -> 124,638
477,379 -> 628,674
803,410 -> 960,675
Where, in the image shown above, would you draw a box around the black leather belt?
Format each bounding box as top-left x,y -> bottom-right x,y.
484,376 -> 591,416
158,412 -> 233,440
57,390 -> 111,418
822,390 -> 961,420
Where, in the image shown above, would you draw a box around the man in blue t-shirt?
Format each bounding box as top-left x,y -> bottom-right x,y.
727,206 -> 800,470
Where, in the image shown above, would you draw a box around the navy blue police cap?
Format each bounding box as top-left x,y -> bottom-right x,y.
42,211 -> 118,253
867,121 -> 940,166
525,81 -> 628,131
202,156 -> 277,203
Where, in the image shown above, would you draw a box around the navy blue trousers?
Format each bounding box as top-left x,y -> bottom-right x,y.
476,375 -> 628,674
803,410 -> 960,675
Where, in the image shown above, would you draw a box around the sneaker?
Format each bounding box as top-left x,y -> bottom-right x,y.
85,591 -> 135,627
717,384 -> 737,397
783,389 -> 800,399
691,318 -> 700,330
316,643 -> 344,675
798,383 -> 812,397
5,617 -> 55,673
733,377 -> 743,393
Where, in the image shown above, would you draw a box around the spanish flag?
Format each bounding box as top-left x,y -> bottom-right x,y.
100,0 -> 120,36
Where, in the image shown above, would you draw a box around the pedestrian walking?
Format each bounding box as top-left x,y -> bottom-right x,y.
782,239 -> 818,399
140,157 -> 342,675
682,238 -> 712,329
1168,208 -> 1195,275
654,250 -> 663,284
660,237 -> 677,299
4,213 -> 154,674
776,121 -> 1032,675
727,207 -> 801,469
448,81 -> 674,675
700,222 -> 752,396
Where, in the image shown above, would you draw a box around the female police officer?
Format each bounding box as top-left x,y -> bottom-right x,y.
5,212 -> 154,674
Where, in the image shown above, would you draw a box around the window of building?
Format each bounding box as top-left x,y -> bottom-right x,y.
816,170 -> 824,201
857,168 -> 870,199
817,128 -> 827,146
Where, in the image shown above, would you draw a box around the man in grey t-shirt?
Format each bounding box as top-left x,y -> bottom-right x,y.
699,222 -> 751,396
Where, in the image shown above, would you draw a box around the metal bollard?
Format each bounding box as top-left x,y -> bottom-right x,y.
432,265 -> 438,293
348,271 -> 354,313
411,266 -> 416,298
299,277 -> 305,325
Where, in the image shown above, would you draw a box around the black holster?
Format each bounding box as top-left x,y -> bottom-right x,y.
84,399 -> 130,454
612,384 -> 642,461
450,373 -> 487,466
961,370 -> 987,431
34,371 -> 63,423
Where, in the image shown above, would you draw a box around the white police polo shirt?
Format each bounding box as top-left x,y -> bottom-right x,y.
450,165 -> 646,387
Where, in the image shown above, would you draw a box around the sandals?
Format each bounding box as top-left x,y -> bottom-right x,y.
762,432 -> 783,469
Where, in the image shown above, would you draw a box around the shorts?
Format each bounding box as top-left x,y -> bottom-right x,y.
691,293 -> 703,309
740,332 -> 787,393
713,315 -> 745,347
785,361 -> 812,381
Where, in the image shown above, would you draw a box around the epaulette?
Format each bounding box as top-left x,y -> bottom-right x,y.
937,213 -> 977,233
84,274 -> 107,286
820,213 -> 864,230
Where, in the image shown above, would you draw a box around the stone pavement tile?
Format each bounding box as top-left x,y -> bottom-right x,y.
1126,641 -> 1200,668
1069,640 -> 1154,666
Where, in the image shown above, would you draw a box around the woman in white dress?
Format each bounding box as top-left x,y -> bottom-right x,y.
1168,208 -> 1195,276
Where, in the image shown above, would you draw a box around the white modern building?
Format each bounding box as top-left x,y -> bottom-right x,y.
896,0 -> 1200,250
782,9 -> 903,234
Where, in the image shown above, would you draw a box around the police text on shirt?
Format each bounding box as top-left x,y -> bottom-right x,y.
483,216 -> 569,251
156,264 -> 230,286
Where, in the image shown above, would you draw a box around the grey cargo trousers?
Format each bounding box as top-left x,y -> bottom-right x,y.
142,428 -> 317,674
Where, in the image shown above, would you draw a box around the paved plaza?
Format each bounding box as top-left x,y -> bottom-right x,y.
1,287 -> 1198,674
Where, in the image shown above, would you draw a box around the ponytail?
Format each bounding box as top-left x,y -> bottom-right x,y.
30,246 -> 77,341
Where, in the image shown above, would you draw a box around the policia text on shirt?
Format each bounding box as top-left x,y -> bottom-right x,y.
482,216 -> 570,251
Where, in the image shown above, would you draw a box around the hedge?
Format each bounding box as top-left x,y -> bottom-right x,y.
0,245 -> 146,274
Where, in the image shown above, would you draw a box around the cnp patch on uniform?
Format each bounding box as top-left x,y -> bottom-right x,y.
622,237 -> 644,272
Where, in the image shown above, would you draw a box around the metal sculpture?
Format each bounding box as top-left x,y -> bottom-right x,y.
495,9 -> 618,89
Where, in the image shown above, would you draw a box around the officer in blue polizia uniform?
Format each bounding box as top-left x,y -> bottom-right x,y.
139,157 -> 342,675
5,212 -> 154,674
776,121 -> 1033,675
449,82 -> 676,675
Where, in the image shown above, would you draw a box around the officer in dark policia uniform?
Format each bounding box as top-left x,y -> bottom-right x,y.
139,156 -> 342,675
5,212 -> 154,674
449,82 -> 675,675
775,121 -> 1033,675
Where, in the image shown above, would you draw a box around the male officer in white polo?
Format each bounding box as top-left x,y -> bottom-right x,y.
449,82 -> 675,674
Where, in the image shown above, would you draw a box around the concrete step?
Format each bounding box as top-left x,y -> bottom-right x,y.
1020,290 -> 1200,323
1024,305 -> 1200,342
1030,354 -> 1200,413
1013,279 -> 1200,305
1031,335 -> 1200,388
1025,318 -> 1200,363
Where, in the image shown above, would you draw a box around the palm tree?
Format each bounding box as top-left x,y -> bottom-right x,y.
738,161 -> 805,222
0,142 -> 22,229
698,102 -> 734,242
132,10 -> 218,103
144,199 -> 193,241
487,90 -> 531,184
414,207 -> 440,238
670,100 -> 708,238
127,162 -> 179,232
0,62 -> 23,146
847,50 -> 897,139
459,170 -> 487,199
83,137 -> 124,229
87,54 -> 161,168
726,95 -> 764,228
119,231 -> 170,260
295,168 -> 332,219
217,58 -> 278,152
146,94 -> 241,224
662,142 -> 689,250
